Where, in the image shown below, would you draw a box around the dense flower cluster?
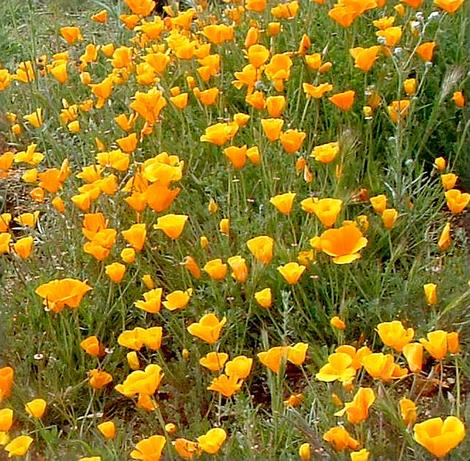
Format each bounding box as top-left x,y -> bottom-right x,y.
0,0 -> 468,459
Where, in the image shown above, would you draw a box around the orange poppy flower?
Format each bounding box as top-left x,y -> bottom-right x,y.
413,416 -> 465,458
350,46 -> 381,72
0,367 -> 14,402
417,42 -> 436,61
323,426 -> 360,452
246,235 -> 274,264
154,214 -> 188,239
35,278 -> 92,313
445,189 -> 470,214
187,313 -> 226,344
279,130 -> 306,154
329,90 -> 355,111
314,223 -> 367,264
334,387 -> 375,424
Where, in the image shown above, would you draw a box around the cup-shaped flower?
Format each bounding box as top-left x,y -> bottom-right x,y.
287,343 -> 308,365
173,438 -> 202,460
163,289 -> 192,311
115,364 -> 164,397
316,223 -> 368,264
225,356 -> 253,379
370,194 -> 387,214
413,416 -> 465,458
419,330 -> 459,360
441,173 -> 458,190
377,320 -> 414,352
135,288 -> 163,314
122,223 -> 146,252
277,262 -> 306,285
261,118 -> 284,142
207,374 -> 242,398
334,387 -> 375,424
399,398 -> 417,426
130,435 -> 166,461
361,353 -> 408,381
310,198 -> 342,228
299,443 -> 311,461
323,426 -> 360,451
5,435 -> 33,457
154,214 -> 188,239
445,189 -> 470,214
25,399 -> 47,419
254,288 -> 272,308
13,236 -> 33,259
279,130 -> 306,154
187,314 -> 227,344
105,262 -> 126,283
224,146 -> 247,170
316,352 -> 356,383
350,46 -> 381,72
335,345 -> 372,370
199,352 -> 229,372
197,428 -> 227,455
402,343 -> 424,373
227,256 -> 248,283
247,235 -> 274,264
310,141 -> 339,163
88,369 -> 113,390
200,122 -> 238,145
351,449 -> 369,461
35,278 -> 92,313
330,316 -> 346,330
258,346 -> 288,374
269,192 -> 297,216
203,259 -> 228,281
329,91 -> 355,111
0,408 -> 13,431
382,208 -> 398,229
97,421 -> 116,439
423,283 -> 437,305
0,367 -> 14,402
